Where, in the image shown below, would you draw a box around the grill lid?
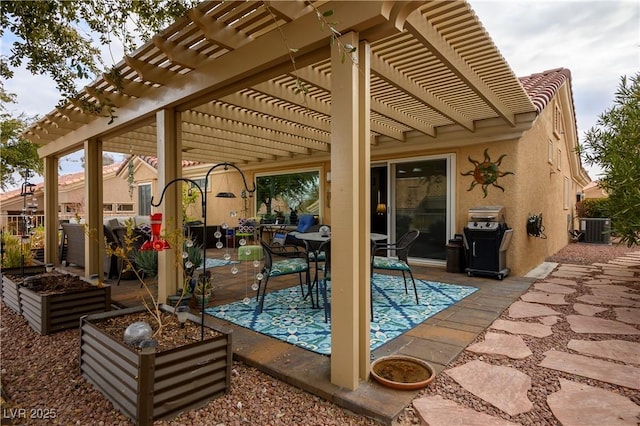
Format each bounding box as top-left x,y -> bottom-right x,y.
467,206 -> 505,223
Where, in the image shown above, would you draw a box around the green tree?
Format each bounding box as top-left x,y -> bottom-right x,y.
256,172 -> 319,216
579,73 -> 640,247
0,88 -> 43,190
0,0 -> 198,113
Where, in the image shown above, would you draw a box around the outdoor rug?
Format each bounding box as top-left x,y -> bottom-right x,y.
200,258 -> 240,269
205,273 -> 478,355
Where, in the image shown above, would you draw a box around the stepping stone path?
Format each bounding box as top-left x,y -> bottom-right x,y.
412,249 -> 640,426
466,332 -> 532,359
614,307 -> 640,325
573,303 -> 607,316
445,360 -> 533,416
520,291 -> 568,305
491,319 -> 553,338
413,396 -> 521,426
566,315 -> 640,335
547,379 -> 640,426
539,350 -> 640,390
508,301 -> 560,318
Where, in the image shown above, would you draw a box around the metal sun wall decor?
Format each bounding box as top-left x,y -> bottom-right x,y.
461,148 -> 514,198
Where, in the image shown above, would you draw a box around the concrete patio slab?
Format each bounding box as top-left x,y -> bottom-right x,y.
547,379 -> 640,426
490,319 -> 553,337
539,350 -> 640,390
567,339 -> 640,365
413,395 -> 521,426
466,332 -> 532,359
445,360 -> 533,416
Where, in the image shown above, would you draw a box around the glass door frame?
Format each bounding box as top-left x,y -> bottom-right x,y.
378,153 -> 456,266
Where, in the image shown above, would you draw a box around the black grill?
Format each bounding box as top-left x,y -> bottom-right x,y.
463,206 -> 513,280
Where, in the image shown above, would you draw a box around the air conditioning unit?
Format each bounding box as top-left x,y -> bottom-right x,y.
580,218 -> 611,244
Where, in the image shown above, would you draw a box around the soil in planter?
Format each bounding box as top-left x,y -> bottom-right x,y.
373,359 -> 432,383
19,272 -> 94,295
93,310 -> 221,352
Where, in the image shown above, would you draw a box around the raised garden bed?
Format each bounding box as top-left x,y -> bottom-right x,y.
19,273 -> 111,335
1,265 -> 46,314
80,304 -> 232,425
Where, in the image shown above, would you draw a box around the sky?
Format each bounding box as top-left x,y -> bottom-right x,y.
2,0 -> 639,185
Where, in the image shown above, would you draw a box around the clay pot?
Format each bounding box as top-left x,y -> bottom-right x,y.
370,355 -> 435,390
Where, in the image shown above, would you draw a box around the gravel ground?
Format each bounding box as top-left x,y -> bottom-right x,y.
1,242 -> 637,425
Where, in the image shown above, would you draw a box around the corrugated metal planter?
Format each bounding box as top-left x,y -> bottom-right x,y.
19,282 -> 111,335
80,304 -> 232,425
1,265 -> 47,315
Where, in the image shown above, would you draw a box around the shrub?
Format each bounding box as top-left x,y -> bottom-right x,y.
576,198 -> 610,218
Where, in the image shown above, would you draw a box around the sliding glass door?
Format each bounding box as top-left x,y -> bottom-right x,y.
392,157 -> 452,261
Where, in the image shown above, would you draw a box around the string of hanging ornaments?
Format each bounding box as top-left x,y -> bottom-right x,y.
151,163 -> 256,340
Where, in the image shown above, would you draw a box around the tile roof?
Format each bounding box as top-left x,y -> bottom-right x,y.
0,162 -> 123,201
519,68 -> 572,114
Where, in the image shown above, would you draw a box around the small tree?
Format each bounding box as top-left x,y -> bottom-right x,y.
578,73 -> 640,246
0,88 -> 43,190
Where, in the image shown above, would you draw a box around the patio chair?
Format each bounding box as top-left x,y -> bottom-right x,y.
316,240 -> 331,322
256,239 -> 312,313
371,230 -> 421,307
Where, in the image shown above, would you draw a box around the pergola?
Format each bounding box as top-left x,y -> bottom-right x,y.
25,1 -> 536,390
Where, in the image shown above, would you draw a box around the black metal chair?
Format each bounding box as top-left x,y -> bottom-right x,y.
256,239 -> 311,313
316,240 -> 331,322
371,230 -> 421,312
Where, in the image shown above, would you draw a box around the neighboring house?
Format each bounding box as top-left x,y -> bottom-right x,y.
19,1 -> 592,390
582,180 -> 608,199
0,163 -> 131,234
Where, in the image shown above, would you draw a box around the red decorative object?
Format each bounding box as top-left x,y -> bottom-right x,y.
140,213 -> 170,251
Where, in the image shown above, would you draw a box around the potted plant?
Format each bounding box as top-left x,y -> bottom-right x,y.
192,271 -> 213,307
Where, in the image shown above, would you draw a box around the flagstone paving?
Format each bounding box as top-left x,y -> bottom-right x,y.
573,302 -> 607,316
466,332 -> 532,359
412,249 -> 640,426
567,314 -> 640,334
539,350 -> 640,390
547,379 -> 640,426
566,339 -> 640,365
520,291 -> 568,305
444,360 -> 533,416
413,396 -> 521,426
614,307 -> 640,324
507,300 -> 561,318
490,318 -> 553,338
533,282 -> 576,294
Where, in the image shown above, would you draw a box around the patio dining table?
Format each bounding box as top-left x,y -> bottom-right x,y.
290,232 -> 388,310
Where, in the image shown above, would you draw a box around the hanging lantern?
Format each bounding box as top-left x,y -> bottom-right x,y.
140,213 -> 170,251
376,191 -> 387,215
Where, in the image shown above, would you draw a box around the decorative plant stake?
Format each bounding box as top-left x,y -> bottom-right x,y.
461,148 -> 514,198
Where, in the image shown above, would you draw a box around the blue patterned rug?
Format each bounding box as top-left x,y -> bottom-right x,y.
205,274 -> 477,355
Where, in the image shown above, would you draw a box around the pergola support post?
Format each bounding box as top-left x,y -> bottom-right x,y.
84,139 -> 104,278
43,156 -> 59,265
330,31 -> 370,390
156,109 -> 182,304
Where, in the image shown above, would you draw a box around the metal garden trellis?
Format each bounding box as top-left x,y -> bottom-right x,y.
150,162 -> 256,340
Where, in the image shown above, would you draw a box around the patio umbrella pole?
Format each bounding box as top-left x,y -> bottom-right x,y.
151,162 -> 256,340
